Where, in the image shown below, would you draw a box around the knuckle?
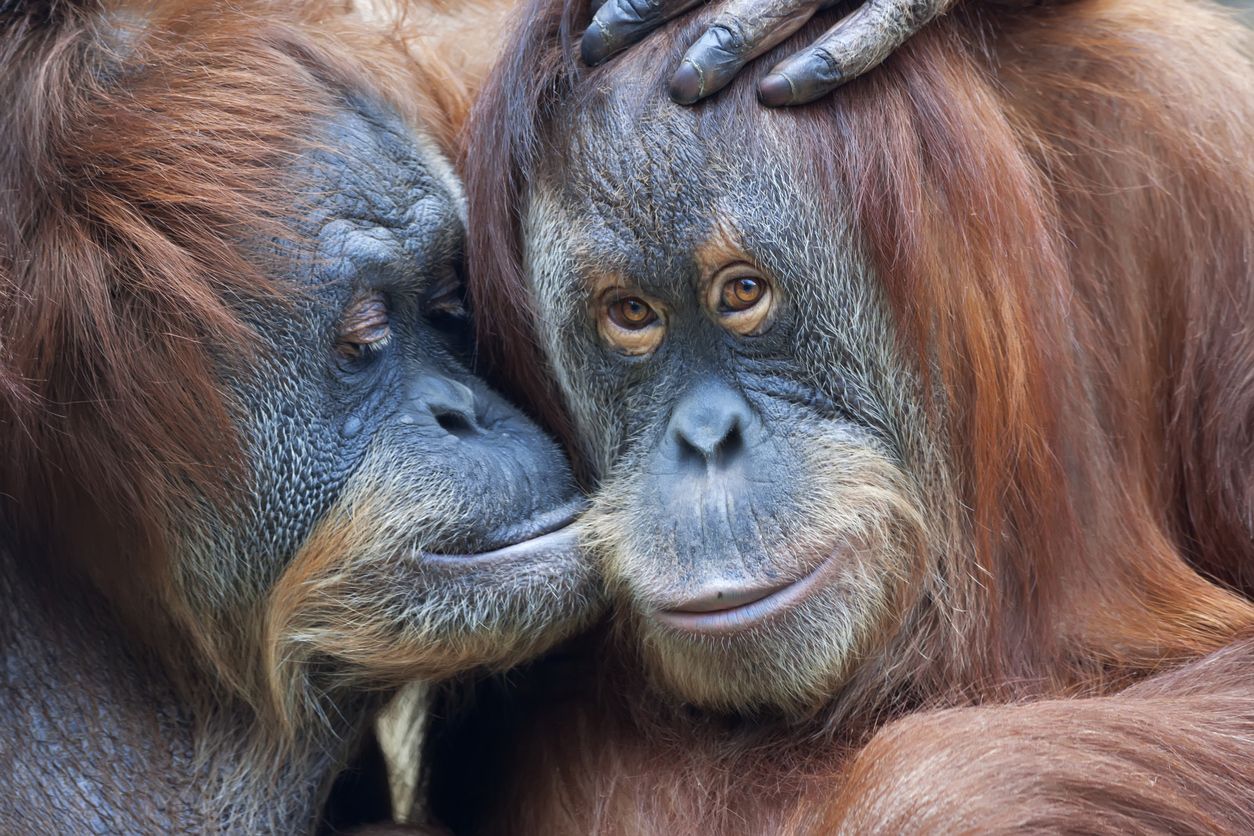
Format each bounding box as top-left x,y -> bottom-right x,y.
884,0 -> 937,27
808,45 -> 843,81
620,0 -> 660,22
586,16 -> 616,52
709,18 -> 750,53
909,0 -> 938,22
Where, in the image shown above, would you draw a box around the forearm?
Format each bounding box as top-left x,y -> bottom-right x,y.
821,638 -> 1254,834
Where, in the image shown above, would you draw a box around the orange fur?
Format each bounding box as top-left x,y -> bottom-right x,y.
0,1 -> 515,829
448,0 -> 1254,830
0,0 -> 474,588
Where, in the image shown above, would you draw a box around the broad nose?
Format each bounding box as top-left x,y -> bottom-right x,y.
407,376 -> 481,438
664,382 -> 754,470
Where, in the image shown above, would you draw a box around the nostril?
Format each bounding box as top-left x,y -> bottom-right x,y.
717,422 -> 744,463
666,383 -> 755,470
675,416 -> 745,468
434,409 -> 478,438
674,433 -> 703,465
412,376 -> 483,438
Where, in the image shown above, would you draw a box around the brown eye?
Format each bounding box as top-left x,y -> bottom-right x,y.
597,289 -> 666,356
337,289 -> 391,360
607,296 -> 658,330
707,266 -> 774,336
720,277 -> 764,312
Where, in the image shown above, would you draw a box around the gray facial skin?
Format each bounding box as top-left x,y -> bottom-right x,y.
0,94 -> 599,833
523,73 -> 931,712
175,95 -> 601,698
227,97 -> 576,574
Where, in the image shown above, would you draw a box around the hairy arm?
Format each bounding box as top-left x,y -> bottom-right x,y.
813,638 -> 1254,834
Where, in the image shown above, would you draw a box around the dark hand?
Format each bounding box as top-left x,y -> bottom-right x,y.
581,0 -> 957,106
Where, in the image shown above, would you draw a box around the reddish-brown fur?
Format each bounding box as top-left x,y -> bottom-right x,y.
0,0 -> 473,591
0,1 -> 509,830
450,0 -> 1254,830
811,635 -> 1254,833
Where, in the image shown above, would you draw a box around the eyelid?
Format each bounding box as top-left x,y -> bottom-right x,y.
595,286 -> 667,356
598,286 -> 667,315
422,261 -> 472,319
343,296 -> 388,331
338,289 -> 392,352
705,263 -> 775,335
426,292 -> 469,319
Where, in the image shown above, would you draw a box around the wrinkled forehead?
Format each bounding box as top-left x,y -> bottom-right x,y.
292,96 -> 465,289
526,71 -> 846,299
306,95 -> 464,226
532,86 -> 787,274
538,101 -> 714,251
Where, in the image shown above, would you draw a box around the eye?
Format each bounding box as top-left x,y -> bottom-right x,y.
337,289 -> 391,360
598,290 -> 665,356
424,263 -> 476,360
426,275 -> 471,334
607,296 -> 658,330
708,266 -> 774,336
720,276 -> 764,312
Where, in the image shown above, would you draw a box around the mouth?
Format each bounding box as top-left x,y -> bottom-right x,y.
419,496 -> 587,565
651,552 -> 839,636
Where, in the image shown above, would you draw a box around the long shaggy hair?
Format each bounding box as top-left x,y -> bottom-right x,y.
0,1 -> 498,820
431,3 -> 1254,831
0,0 -> 470,573
464,0 -> 1254,706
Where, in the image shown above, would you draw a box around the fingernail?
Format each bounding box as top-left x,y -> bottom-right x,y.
670,60 -> 704,105
758,72 -> 794,107
580,21 -> 611,65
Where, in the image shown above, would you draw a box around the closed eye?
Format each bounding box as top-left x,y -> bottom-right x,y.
425,262 -> 474,353
337,289 -> 392,360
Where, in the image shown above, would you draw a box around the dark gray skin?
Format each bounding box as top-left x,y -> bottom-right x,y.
0,94 -> 597,834
427,24 -> 927,829
517,56 -> 922,713
212,96 -> 583,607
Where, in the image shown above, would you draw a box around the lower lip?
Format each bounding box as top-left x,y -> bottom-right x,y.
479,497 -> 587,550
419,522 -> 581,566
651,554 -> 837,636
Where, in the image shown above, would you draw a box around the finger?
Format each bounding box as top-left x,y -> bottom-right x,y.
670,0 -> 826,105
581,0 -> 706,67
758,0 -> 954,106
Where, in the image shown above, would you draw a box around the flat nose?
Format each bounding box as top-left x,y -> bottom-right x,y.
665,382 -> 753,470
408,376 -> 481,438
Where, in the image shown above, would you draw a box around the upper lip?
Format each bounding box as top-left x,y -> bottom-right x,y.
476,497 -> 587,551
